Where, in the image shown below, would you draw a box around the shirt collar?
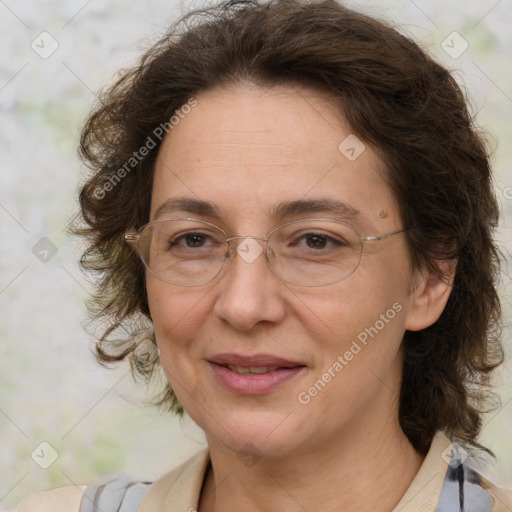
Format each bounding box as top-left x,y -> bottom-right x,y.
140,432 -> 454,512
139,447 -> 210,512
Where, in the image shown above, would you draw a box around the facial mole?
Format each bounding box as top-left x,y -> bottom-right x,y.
379,211 -> 388,219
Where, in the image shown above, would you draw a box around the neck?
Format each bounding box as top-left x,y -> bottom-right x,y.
198,419 -> 425,512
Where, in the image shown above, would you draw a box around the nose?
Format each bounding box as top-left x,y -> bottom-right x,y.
212,237 -> 286,331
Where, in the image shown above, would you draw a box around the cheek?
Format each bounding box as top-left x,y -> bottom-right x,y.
302,251 -> 410,380
305,257 -> 408,335
295,282 -> 407,425
146,279 -> 210,406
147,279 -> 194,352
146,276 -> 212,371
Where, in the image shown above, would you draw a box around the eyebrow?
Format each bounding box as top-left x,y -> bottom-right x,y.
153,196 -> 365,226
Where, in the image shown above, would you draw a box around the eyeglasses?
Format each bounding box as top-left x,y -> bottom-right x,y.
125,218 -> 408,287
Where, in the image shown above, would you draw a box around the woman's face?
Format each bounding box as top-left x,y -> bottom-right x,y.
147,83 -> 420,458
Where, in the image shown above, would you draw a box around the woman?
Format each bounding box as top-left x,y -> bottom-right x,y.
14,0 -> 512,510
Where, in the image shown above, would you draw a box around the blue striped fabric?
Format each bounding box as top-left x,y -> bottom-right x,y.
436,465 -> 493,511
79,474 -> 152,512
435,441 -> 494,511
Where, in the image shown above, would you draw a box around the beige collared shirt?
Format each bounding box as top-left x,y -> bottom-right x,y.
11,431 -> 512,511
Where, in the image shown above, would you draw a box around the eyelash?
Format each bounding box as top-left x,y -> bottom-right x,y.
169,231 -> 345,250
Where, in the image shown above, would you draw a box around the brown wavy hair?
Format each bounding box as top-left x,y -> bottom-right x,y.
75,0 -> 504,455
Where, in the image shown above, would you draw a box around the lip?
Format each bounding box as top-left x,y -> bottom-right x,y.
208,353 -> 306,395
208,353 -> 304,368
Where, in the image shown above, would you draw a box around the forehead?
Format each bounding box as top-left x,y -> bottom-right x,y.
151,83 -> 399,232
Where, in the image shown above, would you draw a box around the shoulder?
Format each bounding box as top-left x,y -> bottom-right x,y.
139,448 -> 210,511
477,472 -> 512,511
394,431 -> 512,512
11,473 -> 153,512
11,485 -> 86,512
10,449 -> 210,512
433,432 -> 512,512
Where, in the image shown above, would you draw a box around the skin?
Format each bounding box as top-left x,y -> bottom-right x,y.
147,82 -> 454,512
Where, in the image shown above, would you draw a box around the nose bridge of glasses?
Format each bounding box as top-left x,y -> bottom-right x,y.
225,235 -> 268,243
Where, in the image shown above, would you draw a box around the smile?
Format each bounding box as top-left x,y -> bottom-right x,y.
209,361 -> 306,394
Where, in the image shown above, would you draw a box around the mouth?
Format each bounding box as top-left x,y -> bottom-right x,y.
208,352 -> 304,368
208,353 -> 306,394
221,364 -> 284,374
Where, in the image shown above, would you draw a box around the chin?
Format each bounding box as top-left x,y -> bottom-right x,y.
197,406 -> 310,460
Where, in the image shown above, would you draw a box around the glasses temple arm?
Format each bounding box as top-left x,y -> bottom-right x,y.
361,227 -> 410,242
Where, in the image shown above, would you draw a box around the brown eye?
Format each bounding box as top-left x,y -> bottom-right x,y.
291,232 -> 345,251
172,233 -> 209,248
305,234 -> 328,249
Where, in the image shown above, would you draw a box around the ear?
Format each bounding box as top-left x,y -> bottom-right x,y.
404,260 -> 457,332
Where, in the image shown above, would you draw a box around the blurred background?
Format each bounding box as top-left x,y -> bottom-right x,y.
1,0 -> 511,509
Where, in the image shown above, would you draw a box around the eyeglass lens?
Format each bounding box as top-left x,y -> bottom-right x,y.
136,219 -> 363,287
